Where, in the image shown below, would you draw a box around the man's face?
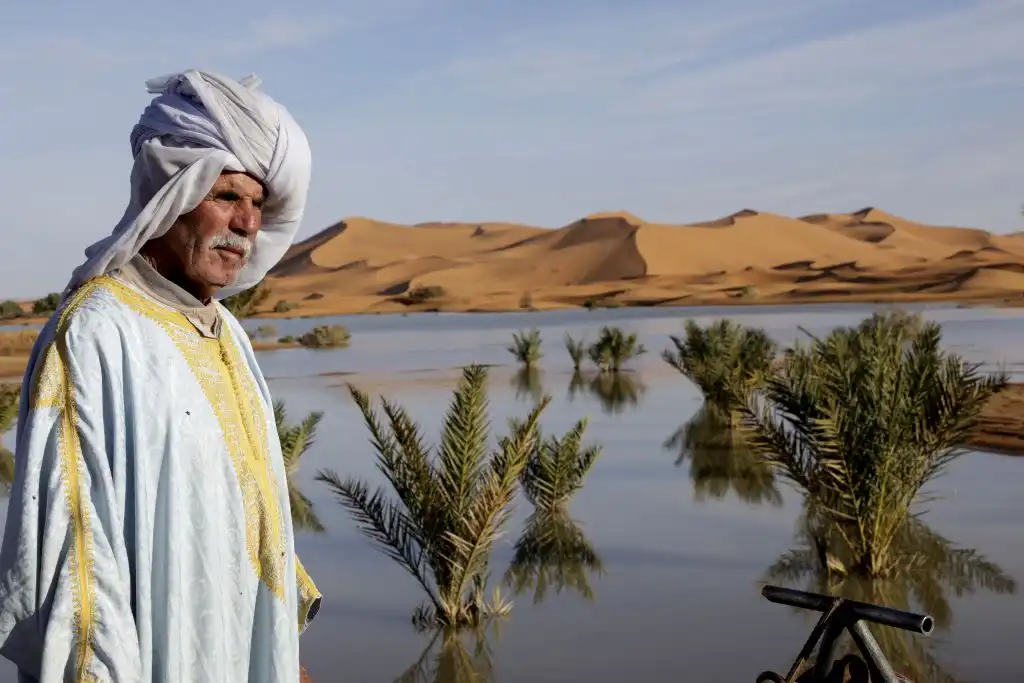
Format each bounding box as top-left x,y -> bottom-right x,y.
142,171 -> 266,301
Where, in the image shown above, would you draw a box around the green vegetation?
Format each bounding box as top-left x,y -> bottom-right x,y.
297,324 -> 351,349
518,418 -> 601,515
564,333 -> 586,371
662,319 -> 776,422
0,383 -> 17,493
251,324 -> 278,340
318,366 -> 549,630
31,293 -> 60,315
400,285 -> 446,305
737,314 -> 1008,577
221,282 -> 271,318
0,301 -> 23,320
274,400 -> 325,533
508,328 -> 542,368
586,326 -> 645,373
274,300 -> 296,313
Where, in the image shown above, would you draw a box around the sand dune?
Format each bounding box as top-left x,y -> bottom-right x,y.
254,207 -> 1024,316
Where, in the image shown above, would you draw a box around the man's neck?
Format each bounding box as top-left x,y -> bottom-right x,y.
137,251 -> 213,305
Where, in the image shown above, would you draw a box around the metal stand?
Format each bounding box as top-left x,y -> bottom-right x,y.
755,585 -> 934,683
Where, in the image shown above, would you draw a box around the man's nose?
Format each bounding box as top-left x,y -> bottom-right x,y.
230,200 -> 262,236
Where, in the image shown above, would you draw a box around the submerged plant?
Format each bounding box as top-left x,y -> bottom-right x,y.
274,400 -> 326,533
319,365 -> 549,630
508,329 -> 543,368
587,326 -> 645,373
564,333 -> 586,371
662,319 -> 776,421
518,418 -> 601,514
739,315 -> 1008,577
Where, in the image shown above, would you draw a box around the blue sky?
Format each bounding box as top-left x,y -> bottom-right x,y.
1,0 -> 1021,297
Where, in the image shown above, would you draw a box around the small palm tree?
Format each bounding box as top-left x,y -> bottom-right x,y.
739,316 -> 1008,577
508,329 -> 542,368
274,400 -> 326,533
564,333 -> 586,372
662,319 -> 776,422
587,326 -> 646,373
318,365 -> 549,630
518,418 -> 601,514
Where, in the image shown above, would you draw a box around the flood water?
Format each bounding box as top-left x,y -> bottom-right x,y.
2,303 -> 1024,682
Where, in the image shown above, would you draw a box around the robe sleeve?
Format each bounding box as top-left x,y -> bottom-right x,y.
295,554 -> 321,634
0,311 -> 141,682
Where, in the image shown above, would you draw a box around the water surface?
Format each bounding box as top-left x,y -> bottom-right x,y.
1,304 -> 1023,682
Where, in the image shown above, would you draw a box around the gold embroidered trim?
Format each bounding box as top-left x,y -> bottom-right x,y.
24,279 -> 107,679
295,555 -> 322,633
99,276 -> 288,599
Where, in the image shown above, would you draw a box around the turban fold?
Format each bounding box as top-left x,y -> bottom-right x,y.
63,69 -> 311,299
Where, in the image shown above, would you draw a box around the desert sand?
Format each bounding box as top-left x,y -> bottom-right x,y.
251,207 -> 1024,317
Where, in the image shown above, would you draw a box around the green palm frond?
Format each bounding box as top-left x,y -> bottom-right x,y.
741,315 -> 1008,577
319,364 -> 550,630
662,319 -> 776,422
519,417 -> 601,513
274,399 -> 326,533
586,326 -> 646,373
564,334 -> 587,371
508,329 -> 542,367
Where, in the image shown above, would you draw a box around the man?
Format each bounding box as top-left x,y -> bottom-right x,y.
0,70 -> 321,682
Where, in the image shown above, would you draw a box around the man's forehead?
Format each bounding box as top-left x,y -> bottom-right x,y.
214,171 -> 266,197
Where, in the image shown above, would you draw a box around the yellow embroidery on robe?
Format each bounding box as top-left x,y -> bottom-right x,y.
295,555 -> 322,632
24,279 -> 108,679
97,276 -> 288,600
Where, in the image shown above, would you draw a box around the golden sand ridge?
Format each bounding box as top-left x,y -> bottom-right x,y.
252,207 -> 1024,317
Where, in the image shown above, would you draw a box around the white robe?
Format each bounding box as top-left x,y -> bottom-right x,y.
0,274 -> 320,682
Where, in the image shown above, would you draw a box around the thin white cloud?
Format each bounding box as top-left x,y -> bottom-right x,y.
438,0 -> 1024,114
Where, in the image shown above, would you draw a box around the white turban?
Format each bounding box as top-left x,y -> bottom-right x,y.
63,69 -> 311,300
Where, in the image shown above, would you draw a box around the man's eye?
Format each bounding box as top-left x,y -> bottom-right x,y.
215,191 -> 242,202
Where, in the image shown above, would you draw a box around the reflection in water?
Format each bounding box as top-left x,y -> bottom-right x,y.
665,405 -> 782,506
766,510 -> 1017,682
504,509 -> 605,603
566,370 -> 645,414
393,508 -> 603,682
511,367 -> 544,403
393,625 -> 498,683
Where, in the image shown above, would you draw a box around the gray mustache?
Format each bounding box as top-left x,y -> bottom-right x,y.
209,233 -> 253,258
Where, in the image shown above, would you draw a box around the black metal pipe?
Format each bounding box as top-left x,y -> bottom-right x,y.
762,585 -> 934,635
